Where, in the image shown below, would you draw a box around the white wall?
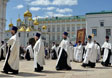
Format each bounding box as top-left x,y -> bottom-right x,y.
86,13 -> 112,45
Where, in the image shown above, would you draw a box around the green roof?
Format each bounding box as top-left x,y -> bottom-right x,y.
86,11 -> 112,15
38,15 -> 85,21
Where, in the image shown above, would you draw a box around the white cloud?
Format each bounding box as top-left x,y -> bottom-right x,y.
30,7 -> 41,11
56,8 -> 73,13
33,16 -> 49,20
52,0 -> 78,6
15,4 -> 24,9
29,0 -> 78,6
30,0 -> 51,6
43,7 -> 56,11
46,12 -> 54,17
53,14 -> 72,17
46,12 -> 72,17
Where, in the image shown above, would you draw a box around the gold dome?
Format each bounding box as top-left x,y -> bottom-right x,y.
33,19 -> 39,25
19,26 -> 26,32
17,18 -> 21,22
24,10 -> 32,17
42,25 -> 47,30
9,22 -> 13,27
26,27 -> 32,32
28,17 -> 32,21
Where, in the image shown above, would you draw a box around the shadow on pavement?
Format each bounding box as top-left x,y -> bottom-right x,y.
39,70 -> 65,74
0,74 -> 13,77
71,69 -> 94,72
95,67 -> 112,69
17,72 -> 46,77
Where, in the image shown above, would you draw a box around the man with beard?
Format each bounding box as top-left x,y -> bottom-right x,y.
33,32 -> 45,72
101,36 -> 112,66
56,32 -> 71,70
2,26 -> 20,74
82,35 -> 97,68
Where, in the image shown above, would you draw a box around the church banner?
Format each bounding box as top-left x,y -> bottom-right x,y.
76,29 -> 86,44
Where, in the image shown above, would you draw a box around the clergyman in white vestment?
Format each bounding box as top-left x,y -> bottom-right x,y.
101,36 -> 112,67
56,32 -> 71,70
25,43 -> 34,61
0,41 -> 6,60
2,26 -> 20,74
51,42 -> 57,60
33,32 -> 45,72
82,35 -> 97,68
75,41 -> 83,62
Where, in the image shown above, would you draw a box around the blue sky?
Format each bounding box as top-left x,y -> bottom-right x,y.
6,0 -> 112,30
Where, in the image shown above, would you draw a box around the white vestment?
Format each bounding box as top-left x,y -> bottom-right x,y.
69,46 -> 74,61
33,38 -> 45,68
51,45 -> 57,51
75,45 -> 83,62
94,44 -> 101,61
26,45 -> 34,59
51,45 -> 57,59
56,38 -> 71,68
74,47 -> 77,61
3,33 -> 20,70
102,42 -> 112,63
0,44 -> 6,58
83,41 -> 96,64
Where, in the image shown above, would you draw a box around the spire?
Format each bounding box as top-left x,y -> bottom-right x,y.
17,14 -> 21,22
27,5 -> 29,11
33,16 -> 39,25
9,19 -> 13,27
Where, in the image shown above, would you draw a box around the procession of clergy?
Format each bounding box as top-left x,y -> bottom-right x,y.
0,26 -> 112,74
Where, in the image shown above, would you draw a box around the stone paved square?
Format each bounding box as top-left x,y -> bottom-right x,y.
0,60 -> 112,78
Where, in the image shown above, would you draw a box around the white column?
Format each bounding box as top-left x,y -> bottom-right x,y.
0,0 -> 8,44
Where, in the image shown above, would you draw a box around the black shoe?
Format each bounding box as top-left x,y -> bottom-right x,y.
101,62 -> 108,67
34,68 -> 42,72
1,71 -> 8,74
56,67 -> 62,70
81,63 -> 87,68
40,67 -> 43,71
89,66 -> 95,68
66,67 -> 72,70
12,71 -> 18,75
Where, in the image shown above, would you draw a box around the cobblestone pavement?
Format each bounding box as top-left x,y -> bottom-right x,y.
0,60 -> 112,78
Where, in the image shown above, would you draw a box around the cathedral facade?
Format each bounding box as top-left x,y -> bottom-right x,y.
5,9 -> 86,47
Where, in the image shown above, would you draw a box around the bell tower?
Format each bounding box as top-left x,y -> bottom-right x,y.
0,0 -> 8,43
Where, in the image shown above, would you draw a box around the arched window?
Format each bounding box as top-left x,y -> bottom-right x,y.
27,33 -> 29,37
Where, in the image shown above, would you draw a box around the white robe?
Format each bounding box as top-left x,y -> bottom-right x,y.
89,43 -> 97,63
94,44 -> 101,61
74,47 -> 77,61
75,45 -> 83,62
56,38 -> 71,68
51,45 -> 57,51
83,46 -> 86,60
102,42 -> 112,63
0,44 -> 6,58
3,33 -> 20,70
51,45 -> 57,59
56,46 -> 59,56
33,38 -> 45,68
26,45 -> 34,59
83,41 -> 96,64
69,46 -> 74,61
